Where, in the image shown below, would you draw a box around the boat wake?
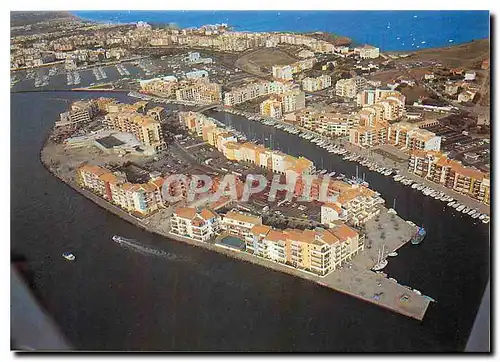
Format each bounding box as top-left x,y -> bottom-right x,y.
113,235 -> 190,262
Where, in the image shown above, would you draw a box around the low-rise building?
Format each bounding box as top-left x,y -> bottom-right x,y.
354,44 -> 380,59
457,90 -> 476,103
444,82 -> 459,96
464,70 -> 476,81
170,207 -> 221,242
221,211 -> 263,239
302,74 -> 332,92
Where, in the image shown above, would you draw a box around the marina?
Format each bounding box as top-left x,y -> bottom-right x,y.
197,104 -> 490,220
12,90 -> 490,351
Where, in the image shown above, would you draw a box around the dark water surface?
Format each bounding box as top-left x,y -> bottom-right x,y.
11,92 -> 489,351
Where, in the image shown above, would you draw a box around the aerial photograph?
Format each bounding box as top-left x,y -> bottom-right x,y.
10,9 -> 490,352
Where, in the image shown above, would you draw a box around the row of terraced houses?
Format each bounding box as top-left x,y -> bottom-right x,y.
170,207 -> 363,276
408,150 -> 490,205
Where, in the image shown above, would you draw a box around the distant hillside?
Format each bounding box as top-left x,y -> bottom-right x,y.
10,11 -> 75,27
402,38 -> 490,68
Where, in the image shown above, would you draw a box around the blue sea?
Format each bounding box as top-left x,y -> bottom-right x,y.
72,10 -> 489,51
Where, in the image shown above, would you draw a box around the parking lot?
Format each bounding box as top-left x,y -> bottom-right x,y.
424,123 -> 489,154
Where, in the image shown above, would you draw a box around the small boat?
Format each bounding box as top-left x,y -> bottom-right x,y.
411,226 -> 426,245
62,252 -> 75,261
482,216 -> 490,224
462,207 -> 471,214
372,245 -> 388,271
373,259 -> 388,271
479,214 -> 486,220
456,205 -> 465,212
472,212 -> 481,219
388,277 -> 397,283
413,289 -> 422,296
447,201 -> 456,207
468,209 -> 476,216
387,208 -> 397,214
388,252 -> 398,257
423,295 -> 437,303
406,221 -> 416,227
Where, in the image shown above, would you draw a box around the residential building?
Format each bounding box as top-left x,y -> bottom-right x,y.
170,207 -> 221,242
104,111 -> 166,152
221,211 -> 263,239
457,90 -> 476,103
464,70 -> 476,81
278,89 -> 306,114
408,150 -> 490,205
57,99 -> 97,127
246,221 -> 363,276
272,58 -> 316,80
319,182 -> 384,226
302,74 -> 332,92
272,64 -> 293,80
78,164 -> 166,216
293,109 -> 357,136
175,80 -> 222,104
444,82 -> 459,96
354,44 -> 380,59
348,123 -> 388,148
335,77 -> 367,98
388,122 -> 441,152
260,97 -> 283,119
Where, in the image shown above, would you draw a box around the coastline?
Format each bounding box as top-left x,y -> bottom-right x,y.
68,11 -> 489,53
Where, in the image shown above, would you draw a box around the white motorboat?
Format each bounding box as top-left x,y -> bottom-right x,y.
456,205 -> 465,212
62,252 -> 75,261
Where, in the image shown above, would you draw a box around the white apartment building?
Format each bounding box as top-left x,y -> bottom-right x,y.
170,207 -> 221,242
224,82 -> 268,106
185,69 -> 209,80
279,90 -> 306,114
354,45 -> 380,59
221,211 -> 263,239
302,74 -> 332,92
272,65 -> 293,80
